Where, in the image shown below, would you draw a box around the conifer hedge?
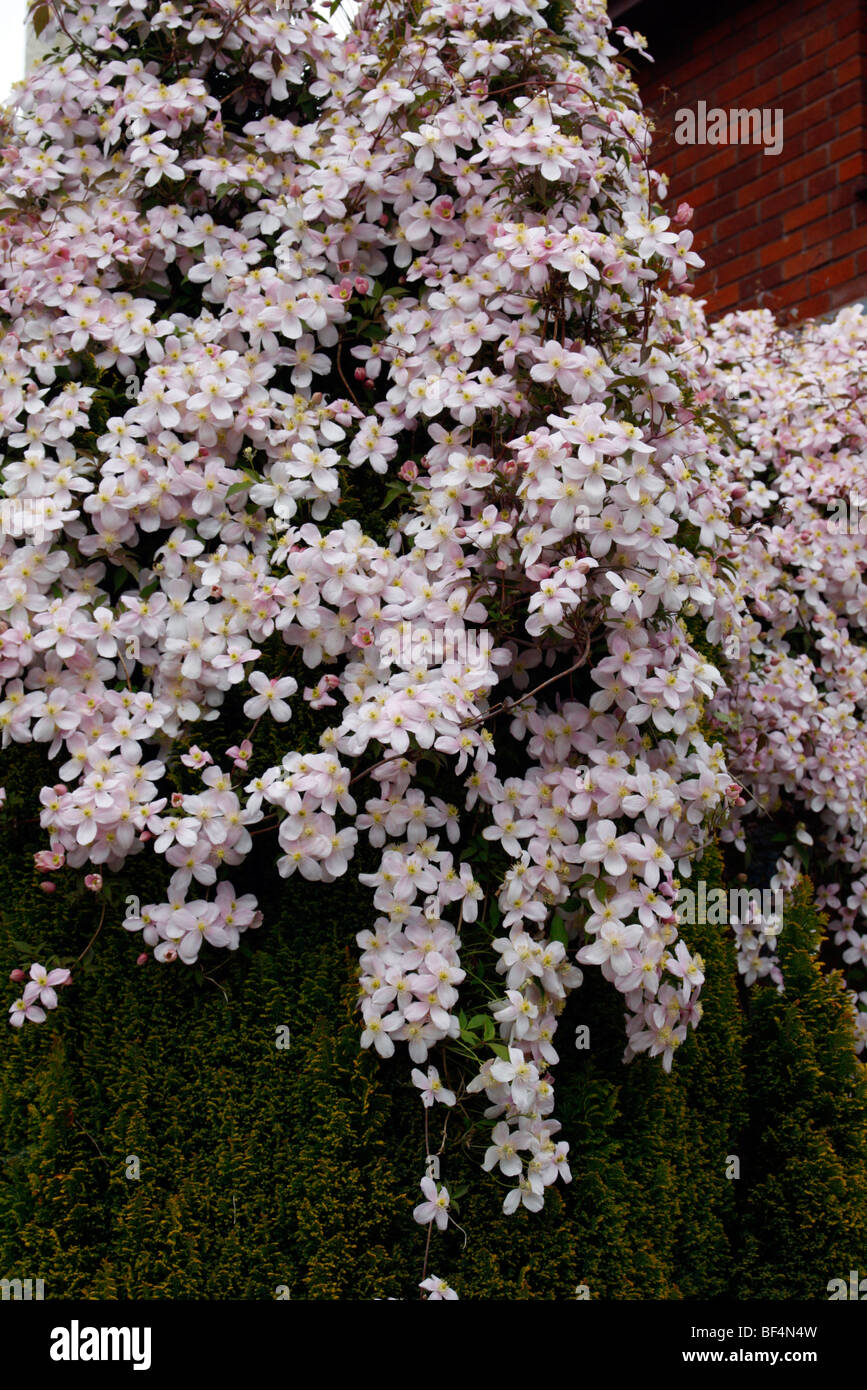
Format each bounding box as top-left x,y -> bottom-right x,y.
2,743 -> 865,1299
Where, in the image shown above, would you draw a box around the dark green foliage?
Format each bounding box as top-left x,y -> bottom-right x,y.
736,879 -> 867,1299
0,747 -> 865,1299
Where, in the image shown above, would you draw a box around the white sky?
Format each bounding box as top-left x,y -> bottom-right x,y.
316,1 -> 359,36
0,0 -> 27,104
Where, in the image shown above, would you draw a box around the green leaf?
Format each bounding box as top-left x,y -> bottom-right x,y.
115,556 -> 141,583
139,281 -> 171,299
32,4 -> 50,38
489,1043 -> 511,1061
468,1014 -> 490,1031
378,482 -> 406,511
549,916 -> 569,946
381,286 -> 410,306
226,481 -> 250,497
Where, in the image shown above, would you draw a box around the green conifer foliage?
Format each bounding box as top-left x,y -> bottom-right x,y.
736,879 -> 867,1299
4,744 -> 864,1300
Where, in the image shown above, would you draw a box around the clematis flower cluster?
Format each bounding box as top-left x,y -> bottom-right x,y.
0,0 -> 750,1235
698,303 -> 867,1046
8,962 -> 71,1026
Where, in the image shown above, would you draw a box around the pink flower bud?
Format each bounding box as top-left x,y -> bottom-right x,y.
674,202 -> 693,226
40,881 -> 56,894
9,969 -> 24,983
354,366 -> 367,381
136,953 -> 149,967
84,873 -> 103,892
354,277 -> 370,295
139,830 -> 153,843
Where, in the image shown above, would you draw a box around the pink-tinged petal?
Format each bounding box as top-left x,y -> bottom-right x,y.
503,1187 -> 522,1215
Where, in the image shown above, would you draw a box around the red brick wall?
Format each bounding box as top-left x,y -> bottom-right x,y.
631,0 -> 867,319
